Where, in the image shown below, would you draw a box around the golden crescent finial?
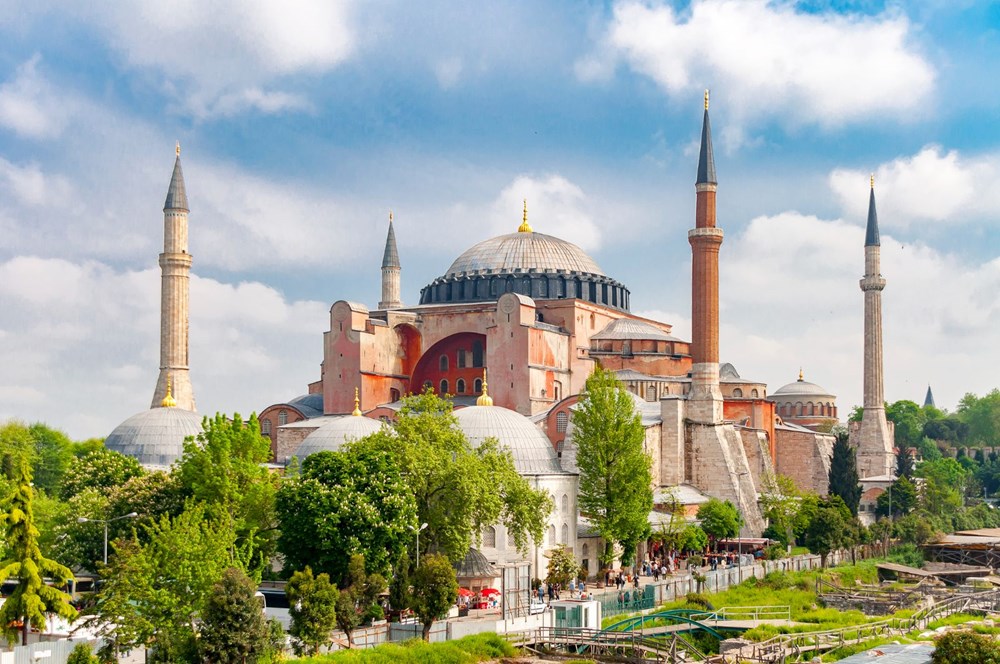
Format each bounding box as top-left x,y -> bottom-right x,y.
176,141 -> 181,157
161,373 -> 177,408
870,173 -> 875,189
476,368 -> 493,406
704,89 -> 709,110
518,199 -> 533,233
352,387 -> 362,416
389,210 -> 393,223
798,367 -> 804,382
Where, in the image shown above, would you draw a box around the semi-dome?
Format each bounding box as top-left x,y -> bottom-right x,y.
294,415 -> 384,459
105,407 -> 203,469
420,216 -> 631,311
454,405 -> 565,475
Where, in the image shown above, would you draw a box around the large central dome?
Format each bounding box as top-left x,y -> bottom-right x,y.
420,216 -> 630,311
444,231 -> 606,278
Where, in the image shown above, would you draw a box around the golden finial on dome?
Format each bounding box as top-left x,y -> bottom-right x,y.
352,387 -> 362,416
518,199 -> 533,233
476,368 -> 494,406
870,173 -> 875,189
161,374 -> 177,408
704,89 -> 709,110
798,367 -> 804,382
389,210 -> 393,223
176,141 -> 181,157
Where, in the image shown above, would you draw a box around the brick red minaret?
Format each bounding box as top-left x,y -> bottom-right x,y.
688,90 -> 724,423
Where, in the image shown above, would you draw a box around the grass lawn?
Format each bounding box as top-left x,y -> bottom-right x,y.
294,633 -> 516,664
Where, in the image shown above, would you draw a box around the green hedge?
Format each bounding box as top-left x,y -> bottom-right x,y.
296,633 -> 517,664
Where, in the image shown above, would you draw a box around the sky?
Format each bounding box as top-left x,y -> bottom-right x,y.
1,0 -> 999,440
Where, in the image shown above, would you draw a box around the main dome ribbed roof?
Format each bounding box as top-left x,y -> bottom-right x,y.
445,232 -> 604,277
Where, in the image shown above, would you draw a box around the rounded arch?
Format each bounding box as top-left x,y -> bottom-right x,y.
411,332 -> 488,395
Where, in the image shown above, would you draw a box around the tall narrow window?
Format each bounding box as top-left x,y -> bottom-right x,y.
457,350 -> 467,368
561,494 -> 569,513
556,411 -> 568,433
456,378 -> 466,394
439,355 -> 449,371
561,524 -> 569,543
474,378 -> 483,393
261,418 -> 271,435
439,379 -> 449,395
483,526 -> 497,548
472,340 -> 484,367
278,410 -> 287,426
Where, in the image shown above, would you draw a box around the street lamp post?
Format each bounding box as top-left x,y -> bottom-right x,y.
410,522 -> 428,567
78,512 -> 139,565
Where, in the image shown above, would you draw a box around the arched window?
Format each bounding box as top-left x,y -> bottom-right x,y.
646,385 -> 657,402
733,388 -> 743,398
456,378 -> 466,394
751,389 -> 759,398
547,525 -> 556,545
278,410 -> 288,426
561,494 -> 569,513
553,381 -> 562,401
439,379 -> 449,395
507,530 -> 516,547
474,378 -> 483,393
261,418 -> 271,435
556,411 -> 568,433
483,526 -> 497,548
582,543 -> 589,558
561,524 -> 569,543
807,402 -> 815,415
795,403 -> 803,416
439,355 -> 449,371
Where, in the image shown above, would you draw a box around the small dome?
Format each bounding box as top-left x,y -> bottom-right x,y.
454,406 -> 563,475
454,547 -> 496,581
295,415 -> 384,459
592,318 -> 679,342
772,377 -> 835,399
105,407 -> 203,469
445,232 -> 605,278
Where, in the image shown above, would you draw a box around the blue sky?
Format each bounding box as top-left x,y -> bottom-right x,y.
1,0 -> 998,438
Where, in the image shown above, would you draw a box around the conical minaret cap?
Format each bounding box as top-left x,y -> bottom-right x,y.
865,176 -> 880,247
382,212 -> 400,268
163,143 -> 189,212
696,90 -> 717,185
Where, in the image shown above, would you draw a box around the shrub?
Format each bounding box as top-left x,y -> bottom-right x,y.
685,592 -> 712,609
67,643 -> 97,664
932,630 -> 1000,664
764,543 -> 787,560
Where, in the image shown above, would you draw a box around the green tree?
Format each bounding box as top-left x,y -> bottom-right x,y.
60,448 -> 145,500
572,366 -> 653,566
931,630 -> 1000,664
276,447 -> 415,583
84,538 -> 155,661
67,643 -> 97,664
957,389 -> 1000,446
760,473 -> 803,544
805,499 -> 849,567
354,391 -> 550,563
286,566 -> 339,656
545,545 -> 578,587
27,423 -> 75,496
827,430 -> 862,516
388,551 -> 411,614
680,524 -> 708,553
336,554 -> 387,647
697,498 -> 741,550
896,446 -> 915,479
0,451 -> 77,645
177,412 -> 277,579
410,553 -> 458,641
886,400 -> 927,449
199,567 -> 271,664
876,476 -> 919,518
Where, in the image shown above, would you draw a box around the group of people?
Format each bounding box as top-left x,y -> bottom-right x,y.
535,578 -> 594,603
643,553 -> 679,581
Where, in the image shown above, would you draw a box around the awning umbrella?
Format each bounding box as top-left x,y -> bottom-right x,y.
481,587 -> 500,596
457,587 -> 474,597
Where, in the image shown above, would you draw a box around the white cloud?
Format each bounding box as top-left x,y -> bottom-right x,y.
582,0 -> 934,131
831,145 -> 1000,228
203,88 -> 314,118
0,55 -> 71,139
0,256 -> 327,438
433,57 -> 464,89
488,175 -> 602,251
718,211 -> 1000,414
0,157 -> 74,207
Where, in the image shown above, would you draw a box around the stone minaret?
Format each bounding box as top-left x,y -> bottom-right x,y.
151,144 -> 196,411
378,212 -> 402,310
855,177 -> 893,477
688,89 -> 724,424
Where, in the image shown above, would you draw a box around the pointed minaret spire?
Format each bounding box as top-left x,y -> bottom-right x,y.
865,174 -> 880,247
164,142 -> 189,212
696,89 -> 717,186
152,146 -> 196,411
688,90 -> 724,423
924,385 -> 936,409
856,175 -> 893,478
379,210 -> 402,310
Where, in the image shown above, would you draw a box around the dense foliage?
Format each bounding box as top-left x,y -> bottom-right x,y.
828,430 -> 861,515
573,366 -> 653,566
410,553 -> 458,641
198,567 -> 272,663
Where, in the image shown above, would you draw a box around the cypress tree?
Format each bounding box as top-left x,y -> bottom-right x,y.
828,431 -> 862,516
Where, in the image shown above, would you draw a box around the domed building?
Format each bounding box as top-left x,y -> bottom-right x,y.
105,382 -> 203,470
771,370 -> 839,431
289,396 -> 384,461
454,395 -> 577,573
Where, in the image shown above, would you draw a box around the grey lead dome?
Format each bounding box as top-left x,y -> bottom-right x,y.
445,231 -> 605,277
454,405 -> 566,475
105,407 -> 203,469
